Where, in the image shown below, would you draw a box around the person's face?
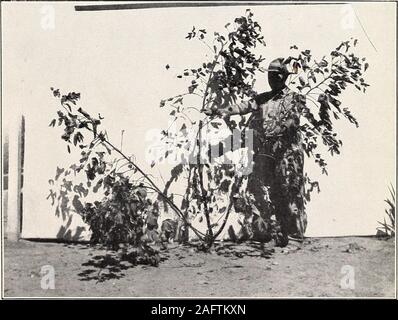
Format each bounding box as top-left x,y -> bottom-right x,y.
268,71 -> 288,91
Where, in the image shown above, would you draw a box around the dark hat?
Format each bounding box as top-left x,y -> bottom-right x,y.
265,58 -> 292,75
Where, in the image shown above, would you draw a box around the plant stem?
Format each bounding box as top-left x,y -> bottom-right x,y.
197,120 -> 213,241
210,114 -> 254,242
194,44 -> 225,247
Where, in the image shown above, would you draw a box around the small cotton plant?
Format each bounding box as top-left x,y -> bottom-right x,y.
377,184 -> 395,237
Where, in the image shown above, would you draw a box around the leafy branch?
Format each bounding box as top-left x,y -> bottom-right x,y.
49,88 -> 206,250
158,9 -> 266,249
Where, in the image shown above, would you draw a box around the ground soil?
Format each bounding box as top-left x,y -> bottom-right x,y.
3,236 -> 395,298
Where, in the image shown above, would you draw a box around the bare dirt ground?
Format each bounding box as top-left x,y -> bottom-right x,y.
3,236 -> 395,298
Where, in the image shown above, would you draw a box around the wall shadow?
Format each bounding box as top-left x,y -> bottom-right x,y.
47,165 -> 89,241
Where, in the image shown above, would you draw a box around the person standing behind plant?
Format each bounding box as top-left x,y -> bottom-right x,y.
205,58 -> 307,247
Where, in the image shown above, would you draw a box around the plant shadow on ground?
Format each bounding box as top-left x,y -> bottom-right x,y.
77,245 -> 170,283
212,240 -> 278,259
75,240 -> 292,283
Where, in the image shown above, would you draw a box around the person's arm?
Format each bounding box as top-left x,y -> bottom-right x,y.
204,99 -> 258,117
224,100 -> 258,116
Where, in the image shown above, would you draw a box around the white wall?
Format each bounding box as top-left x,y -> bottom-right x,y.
2,2 -> 395,239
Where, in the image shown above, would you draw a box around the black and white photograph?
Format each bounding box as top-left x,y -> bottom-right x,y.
1,1 -> 396,301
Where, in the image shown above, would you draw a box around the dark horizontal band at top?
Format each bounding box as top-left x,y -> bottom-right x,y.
75,2 -> 346,12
